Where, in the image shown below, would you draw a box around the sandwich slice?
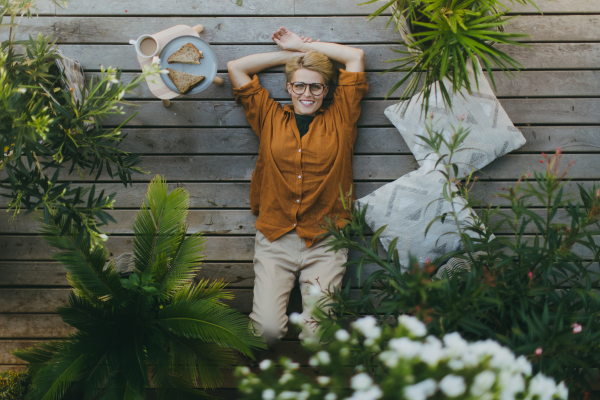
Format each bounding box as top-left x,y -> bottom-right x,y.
167,68 -> 205,94
167,43 -> 203,64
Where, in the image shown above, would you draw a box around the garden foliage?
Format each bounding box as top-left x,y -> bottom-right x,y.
236,315 -> 567,400
1,0 -> 161,247
12,175 -> 265,400
0,371 -> 31,400
360,0 -> 540,112
317,120 -> 600,396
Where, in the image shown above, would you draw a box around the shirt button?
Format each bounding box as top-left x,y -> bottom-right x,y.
298,175 -> 301,179
296,199 -> 300,203
298,149 -> 301,152
293,223 -> 296,227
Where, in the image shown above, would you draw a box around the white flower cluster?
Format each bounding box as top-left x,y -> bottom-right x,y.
367,316 -> 567,400
237,315 -> 567,400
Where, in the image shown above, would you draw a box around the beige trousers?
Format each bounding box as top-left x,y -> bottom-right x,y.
249,229 -> 348,347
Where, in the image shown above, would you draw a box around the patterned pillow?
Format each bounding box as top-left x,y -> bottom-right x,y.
384,59 -> 526,178
356,168 -> 481,269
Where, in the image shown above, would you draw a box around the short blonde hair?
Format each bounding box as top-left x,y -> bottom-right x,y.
284,51 -> 336,87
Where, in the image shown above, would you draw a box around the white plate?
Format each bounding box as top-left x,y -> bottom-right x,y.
159,35 -> 217,94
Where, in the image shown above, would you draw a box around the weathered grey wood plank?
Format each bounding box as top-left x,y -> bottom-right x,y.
35,0 -> 600,16
36,154 -> 600,182
509,0 -> 600,13
58,43 -> 600,71
0,341 -> 46,364
49,155 -> 418,181
295,0 -> 600,14
2,232 -> 598,262
177,180 -> 600,209
3,154 -> 596,184
110,71 -> 600,99
0,314 -> 75,338
0,182 -> 169,208
0,261 -> 380,288
6,16 -> 599,44
103,99 -> 600,128
4,177 -> 593,211
0,208 -> 581,235
5,16 -> 396,44
113,126 -> 600,155
504,15 -> 600,42
55,0 -> 295,15
0,288 -> 301,313
0,339 -> 309,365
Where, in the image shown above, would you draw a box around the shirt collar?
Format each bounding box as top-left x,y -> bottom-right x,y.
283,104 -> 326,115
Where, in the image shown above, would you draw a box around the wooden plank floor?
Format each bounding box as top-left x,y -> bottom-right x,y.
1,0 -> 599,396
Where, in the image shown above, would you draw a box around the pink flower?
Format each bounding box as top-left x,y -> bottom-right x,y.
572,323 -> 582,333
596,189 -> 599,198
535,347 -> 543,356
528,271 -> 533,279
424,257 -> 431,265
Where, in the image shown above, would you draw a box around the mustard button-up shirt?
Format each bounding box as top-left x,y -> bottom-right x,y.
233,69 -> 369,247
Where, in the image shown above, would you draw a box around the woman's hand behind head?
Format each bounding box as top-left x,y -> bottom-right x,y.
272,27 -> 306,52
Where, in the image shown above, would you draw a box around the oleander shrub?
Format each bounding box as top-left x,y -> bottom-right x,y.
1,0 -> 162,247
317,120 -> 600,397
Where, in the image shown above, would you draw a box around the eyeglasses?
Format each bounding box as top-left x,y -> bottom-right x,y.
290,82 -> 327,96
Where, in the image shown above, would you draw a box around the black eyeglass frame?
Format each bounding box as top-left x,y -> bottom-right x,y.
289,82 -> 328,96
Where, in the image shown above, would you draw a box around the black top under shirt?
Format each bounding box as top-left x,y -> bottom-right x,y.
295,113 -> 315,138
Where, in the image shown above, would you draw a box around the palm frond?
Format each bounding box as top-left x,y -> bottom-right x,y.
157,300 -> 265,356
27,350 -> 85,400
171,279 -> 233,303
133,175 -> 190,274
58,292 -> 113,332
154,367 -> 213,400
158,231 -> 206,299
38,215 -> 123,302
96,373 -> 146,400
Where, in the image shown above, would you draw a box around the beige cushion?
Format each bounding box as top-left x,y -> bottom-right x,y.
384,59 -> 526,178
356,168 -> 481,269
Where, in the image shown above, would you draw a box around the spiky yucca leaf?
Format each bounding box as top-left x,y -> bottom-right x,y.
38,215 -> 123,302
133,175 -> 190,274
157,299 -> 262,356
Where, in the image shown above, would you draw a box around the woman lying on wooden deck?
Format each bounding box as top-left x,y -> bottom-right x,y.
227,26 -> 367,347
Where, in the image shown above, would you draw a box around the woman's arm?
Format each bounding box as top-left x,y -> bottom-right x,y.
227,51 -> 300,89
272,27 -> 364,73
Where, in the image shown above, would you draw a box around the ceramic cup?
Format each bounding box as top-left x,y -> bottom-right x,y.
129,34 -> 160,58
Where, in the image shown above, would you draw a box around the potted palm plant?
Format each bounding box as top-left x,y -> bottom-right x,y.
12,175 -> 265,399
363,0 -> 540,112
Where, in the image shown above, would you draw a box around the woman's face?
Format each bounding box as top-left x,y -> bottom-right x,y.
286,68 -> 329,117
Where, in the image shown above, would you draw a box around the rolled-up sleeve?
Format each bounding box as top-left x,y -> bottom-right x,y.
233,75 -> 278,139
328,69 -> 369,130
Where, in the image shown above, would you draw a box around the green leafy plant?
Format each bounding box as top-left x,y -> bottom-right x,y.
236,315 -> 567,400
360,0 -> 540,113
0,371 -> 31,400
318,121 -> 600,397
12,175 -> 265,400
1,0 -> 162,247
